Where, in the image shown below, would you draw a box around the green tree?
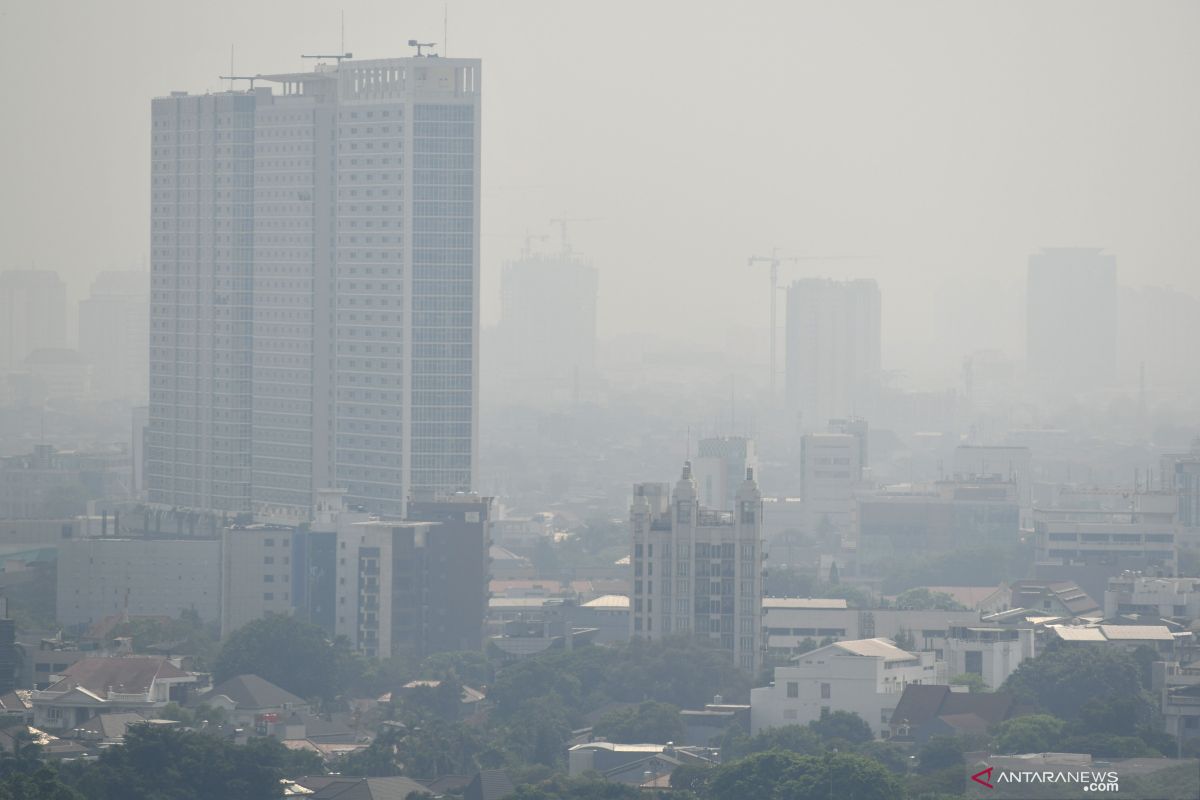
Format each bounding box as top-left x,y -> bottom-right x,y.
892,627 -> 916,651
808,710 -> 873,745
949,672 -> 989,693
593,701 -> 684,744
720,724 -> 822,761
214,614 -> 338,701
0,768 -> 83,800
894,588 -> 968,611
706,751 -> 902,800
504,774 -> 641,800
61,726 -> 285,800
1001,643 -> 1153,724
917,735 -> 963,774
992,714 -> 1066,754
854,740 -> 909,774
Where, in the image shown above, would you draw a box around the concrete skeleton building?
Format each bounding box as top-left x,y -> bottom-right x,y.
491,247 -> 598,407
148,53 -> 481,521
630,464 -> 764,671
784,278 -> 881,431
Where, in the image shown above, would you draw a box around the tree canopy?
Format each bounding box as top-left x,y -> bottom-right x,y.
213,614 -> 338,701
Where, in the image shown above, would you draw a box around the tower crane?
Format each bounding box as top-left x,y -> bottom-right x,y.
748,249 -> 872,402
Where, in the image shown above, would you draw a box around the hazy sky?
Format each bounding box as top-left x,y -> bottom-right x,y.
2,1 -> 1197,387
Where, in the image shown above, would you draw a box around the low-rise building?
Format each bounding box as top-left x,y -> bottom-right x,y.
567,741 -> 719,784
1105,573 -> 1200,621
762,598 -> 980,661
1048,623 -> 1187,657
31,656 -> 198,731
942,626 -> 1035,689
751,638 -> 942,736
196,674 -> 309,726
56,538 -> 221,628
887,684 -> 1023,742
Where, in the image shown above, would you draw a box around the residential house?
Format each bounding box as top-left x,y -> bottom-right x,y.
887,684 -> 1024,743
196,674 -> 309,726
31,657 -> 197,731
751,638 -> 942,736
942,626 -> 1035,689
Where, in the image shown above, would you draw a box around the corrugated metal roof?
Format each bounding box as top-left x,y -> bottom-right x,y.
582,594 -> 629,609
1049,626 -> 1106,642
1098,625 -> 1175,641
762,597 -> 849,609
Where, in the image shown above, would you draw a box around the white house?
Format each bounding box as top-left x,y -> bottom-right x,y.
750,638 -> 942,737
31,657 -> 198,732
942,626 -> 1035,689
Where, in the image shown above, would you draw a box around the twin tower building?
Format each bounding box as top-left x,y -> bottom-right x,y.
147,55 -> 481,521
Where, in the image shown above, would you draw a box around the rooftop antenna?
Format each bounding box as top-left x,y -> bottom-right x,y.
302,52 -> 353,65
408,40 -> 438,57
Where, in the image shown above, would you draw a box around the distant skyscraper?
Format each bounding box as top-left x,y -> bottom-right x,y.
0,270 -> 66,373
148,55 -> 482,520
694,436 -> 757,511
1026,247 -> 1116,400
493,248 -> 598,406
79,271 -> 149,402
784,278 -> 881,430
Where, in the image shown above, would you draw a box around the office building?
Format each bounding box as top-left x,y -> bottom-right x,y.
56,538 -> 221,628
78,271 -> 150,403
953,444 -> 1032,527
629,464 -> 763,672
1026,247 -> 1117,400
406,494 -> 493,654
0,270 -> 66,373
801,432 -> 862,538
856,478 -> 1020,568
784,278 -> 881,430
148,53 -> 481,520
492,248 -> 598,406
693,436 -> 757,511
335,506 -> 489,659
220,524 -> 300,637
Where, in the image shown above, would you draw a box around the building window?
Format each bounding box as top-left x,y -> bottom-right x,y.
786,681 -> 799,698
264,593 -> 274,601
821,683 -> 831,699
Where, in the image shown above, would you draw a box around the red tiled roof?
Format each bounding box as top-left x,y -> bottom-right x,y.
48,657 -> 190,695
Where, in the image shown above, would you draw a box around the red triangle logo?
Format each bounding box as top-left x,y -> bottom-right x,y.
971,766 -> 994,788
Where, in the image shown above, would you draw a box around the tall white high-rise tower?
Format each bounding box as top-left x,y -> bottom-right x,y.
148,55 -> 481,519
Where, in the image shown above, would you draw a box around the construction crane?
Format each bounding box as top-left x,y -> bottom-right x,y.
407,40 -> 438,57
521,230 -> 552,258
301,52 -> 353,65
549,218 -> 602,256
748,249 -> 872,402
219,75 -> 263,91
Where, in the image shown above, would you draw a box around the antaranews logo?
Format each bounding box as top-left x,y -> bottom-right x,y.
969,764 -> 1120,793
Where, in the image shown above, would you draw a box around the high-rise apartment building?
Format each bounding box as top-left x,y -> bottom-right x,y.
784,278 -> 881,430
492,249 -> 598,406
148,55 -> 481,520
79,271 -> 150,402
1026,247 -> 1117,401
630,464 -> 763,672
0,270 -> 66,373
